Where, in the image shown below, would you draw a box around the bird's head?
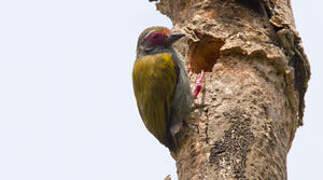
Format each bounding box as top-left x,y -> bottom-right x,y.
136,26 -> 185,58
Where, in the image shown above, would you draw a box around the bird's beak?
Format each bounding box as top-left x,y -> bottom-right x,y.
167,32 -> 185,44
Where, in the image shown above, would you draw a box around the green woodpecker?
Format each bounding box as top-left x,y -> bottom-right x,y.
132,26 -> 193,150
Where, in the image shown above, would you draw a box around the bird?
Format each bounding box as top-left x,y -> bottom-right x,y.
132,26 -> 193,151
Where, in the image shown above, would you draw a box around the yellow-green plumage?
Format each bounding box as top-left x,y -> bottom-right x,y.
132,53 -> 177,147
133,26 -> 192,150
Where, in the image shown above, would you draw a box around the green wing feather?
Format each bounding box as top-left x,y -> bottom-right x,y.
132,53 -> 177,147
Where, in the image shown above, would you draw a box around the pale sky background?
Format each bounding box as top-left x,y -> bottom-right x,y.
0,1 -> 321,180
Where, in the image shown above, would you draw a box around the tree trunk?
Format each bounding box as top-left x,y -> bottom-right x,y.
149,0 -> 310,179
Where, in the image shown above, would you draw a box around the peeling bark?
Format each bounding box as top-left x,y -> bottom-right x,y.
149,0 -> 310,179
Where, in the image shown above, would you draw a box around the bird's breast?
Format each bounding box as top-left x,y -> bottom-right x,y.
132,53 -> 177,139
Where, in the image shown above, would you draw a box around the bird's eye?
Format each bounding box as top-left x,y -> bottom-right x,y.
152,34 -> 159,39
145,31 -> 163,44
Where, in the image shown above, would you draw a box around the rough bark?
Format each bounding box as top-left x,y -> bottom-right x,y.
150,0 -> 310,179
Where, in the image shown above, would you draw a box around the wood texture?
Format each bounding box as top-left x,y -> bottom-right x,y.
150,0 -> 310,179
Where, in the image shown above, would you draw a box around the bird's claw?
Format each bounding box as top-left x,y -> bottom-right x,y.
193,70 -> 204,98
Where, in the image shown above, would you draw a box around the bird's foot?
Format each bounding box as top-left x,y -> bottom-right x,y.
186,65 -> 191,72
193,70 -> 204,98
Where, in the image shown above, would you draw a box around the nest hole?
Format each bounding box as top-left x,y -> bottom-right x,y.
188,35 -> 224,73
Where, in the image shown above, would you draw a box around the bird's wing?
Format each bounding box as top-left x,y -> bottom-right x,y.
132,53 -> 177,147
